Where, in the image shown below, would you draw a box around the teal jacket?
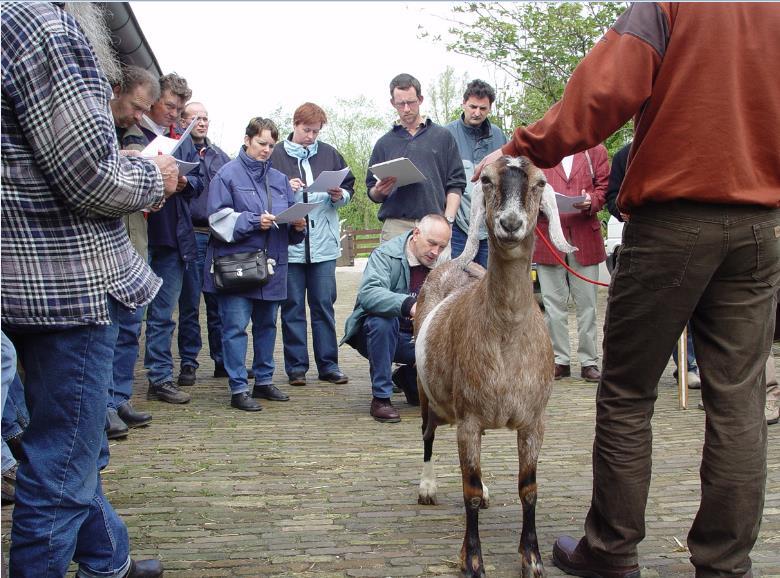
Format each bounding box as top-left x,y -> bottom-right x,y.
341,232 -> 412,346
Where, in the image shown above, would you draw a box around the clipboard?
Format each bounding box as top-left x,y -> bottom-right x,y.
369,157 -> 426,188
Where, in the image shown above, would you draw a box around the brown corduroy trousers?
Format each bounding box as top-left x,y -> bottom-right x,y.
583,201 -> 779,577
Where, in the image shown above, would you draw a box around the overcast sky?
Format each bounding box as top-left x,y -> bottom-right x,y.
131,1 -> 499,153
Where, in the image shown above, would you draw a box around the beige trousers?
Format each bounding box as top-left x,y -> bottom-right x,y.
380,218 -> 417,243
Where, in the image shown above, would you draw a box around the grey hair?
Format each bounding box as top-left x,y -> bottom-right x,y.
65,2 -> 122,85
416,214 -> 449,234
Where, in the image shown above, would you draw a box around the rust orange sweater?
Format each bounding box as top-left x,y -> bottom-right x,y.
502,3 -> 780,213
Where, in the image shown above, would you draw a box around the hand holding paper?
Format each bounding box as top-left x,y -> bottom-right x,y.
306,167 -> 350,192
555,191 -> 588,214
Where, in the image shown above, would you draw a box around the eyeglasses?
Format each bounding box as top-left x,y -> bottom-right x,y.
393,99 -> 420,110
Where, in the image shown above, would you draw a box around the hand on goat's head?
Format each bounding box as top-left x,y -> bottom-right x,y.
481,156 -> 547,248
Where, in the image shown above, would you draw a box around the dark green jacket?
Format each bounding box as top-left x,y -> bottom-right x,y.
341,232 -> 412,345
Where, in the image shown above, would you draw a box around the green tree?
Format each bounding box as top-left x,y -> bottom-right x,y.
426,2 -> 631,156
322,97 -> 391,230
427,66 -> 469,125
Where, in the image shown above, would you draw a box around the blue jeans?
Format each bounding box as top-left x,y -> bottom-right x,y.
217,294 -> 280,394
8,298 -> 132,578
671,321 -> 698,371
194,233 -> 223,366
450,223 -> 488,269
281,261 -> 339,377
109,303 -> 145,409
2,371 -> 29,474
145,245 -> 187,384
349,315 -> 416,399
2,332 -> 27,474
178,232 -> 217,369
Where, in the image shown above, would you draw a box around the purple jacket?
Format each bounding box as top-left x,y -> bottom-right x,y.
203,148 -> 304,300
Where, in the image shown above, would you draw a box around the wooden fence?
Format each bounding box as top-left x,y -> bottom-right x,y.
337,228 -> 382,267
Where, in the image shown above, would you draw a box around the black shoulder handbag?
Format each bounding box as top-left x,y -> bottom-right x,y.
212,172 -> 276,292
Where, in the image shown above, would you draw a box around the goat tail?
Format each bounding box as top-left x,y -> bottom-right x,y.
451,181 -> 486,271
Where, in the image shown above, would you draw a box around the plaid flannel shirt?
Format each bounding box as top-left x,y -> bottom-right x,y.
1,3 -> 164,327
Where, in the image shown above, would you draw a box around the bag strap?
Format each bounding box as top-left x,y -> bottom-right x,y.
239,163 -> 273,250
583,150 -> 596,186
261,172 -> 272,250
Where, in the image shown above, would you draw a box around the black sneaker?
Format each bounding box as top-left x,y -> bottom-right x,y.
231,392 -> 262,412
117,402 -> 152,428
177,365 -> 196,386
106,408 -> 129,440
252,384 -> 290,401
147,381 -> 191,404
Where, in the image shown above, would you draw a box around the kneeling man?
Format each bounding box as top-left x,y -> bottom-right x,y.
342,214 -> 451,423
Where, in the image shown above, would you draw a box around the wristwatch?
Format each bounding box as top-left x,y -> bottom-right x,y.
445,215 -> 455,225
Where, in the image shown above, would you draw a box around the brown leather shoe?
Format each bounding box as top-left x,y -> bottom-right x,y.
370,397 -> 401,423
581,365 -> 601,382
554,364 -> 571,380
552,535 -> 640,578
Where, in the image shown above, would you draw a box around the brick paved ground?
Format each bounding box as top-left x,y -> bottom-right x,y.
2,262 -> 779,577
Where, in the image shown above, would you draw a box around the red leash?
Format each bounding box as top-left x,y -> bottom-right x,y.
534,226 -> 611,287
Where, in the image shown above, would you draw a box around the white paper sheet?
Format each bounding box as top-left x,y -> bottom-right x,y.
555,192 -> 587,214
369,157 -> 426,188
140,116 -> 198,157
306,167 -> 350,192
177,159 -> 200,177
141,134 -> 177,156
274,202 -> 322,224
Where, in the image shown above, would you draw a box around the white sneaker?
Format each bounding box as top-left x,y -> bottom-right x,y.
687,370 -> 701,389
766,400 -> 779,426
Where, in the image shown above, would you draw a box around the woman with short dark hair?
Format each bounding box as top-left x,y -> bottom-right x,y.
204,117 -> 306,411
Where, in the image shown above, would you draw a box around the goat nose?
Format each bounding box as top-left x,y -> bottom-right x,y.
499,212 -> 522,232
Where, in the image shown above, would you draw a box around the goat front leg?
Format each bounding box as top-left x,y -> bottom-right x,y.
418,397 -> 439,505
517,428 -> 544,578
458,421 -> 485,578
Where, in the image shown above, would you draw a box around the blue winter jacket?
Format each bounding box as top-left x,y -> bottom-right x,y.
203,148 -> 305,301
190,139 -> 231,227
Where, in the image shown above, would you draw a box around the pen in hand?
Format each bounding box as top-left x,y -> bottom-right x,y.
263,210 -> 279,229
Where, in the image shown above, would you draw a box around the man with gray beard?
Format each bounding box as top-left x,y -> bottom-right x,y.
1,3 -> 176,576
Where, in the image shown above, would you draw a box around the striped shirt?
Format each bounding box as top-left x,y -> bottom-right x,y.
1,3 -> 164,327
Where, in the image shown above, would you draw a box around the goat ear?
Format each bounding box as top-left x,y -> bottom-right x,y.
451,181 -> 486,270
540,183 -> 577,254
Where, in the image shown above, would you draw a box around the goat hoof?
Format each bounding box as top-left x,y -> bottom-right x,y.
480,484 -> 490,509
418,481 -> 438,505
461,559 -> 486,578
520,550 -> 544,578
417,493 -> 437,505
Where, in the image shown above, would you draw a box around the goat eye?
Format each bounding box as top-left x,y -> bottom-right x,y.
480,176 -> 491,186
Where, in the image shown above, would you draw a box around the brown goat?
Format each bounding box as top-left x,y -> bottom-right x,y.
413,156 -> 576,577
